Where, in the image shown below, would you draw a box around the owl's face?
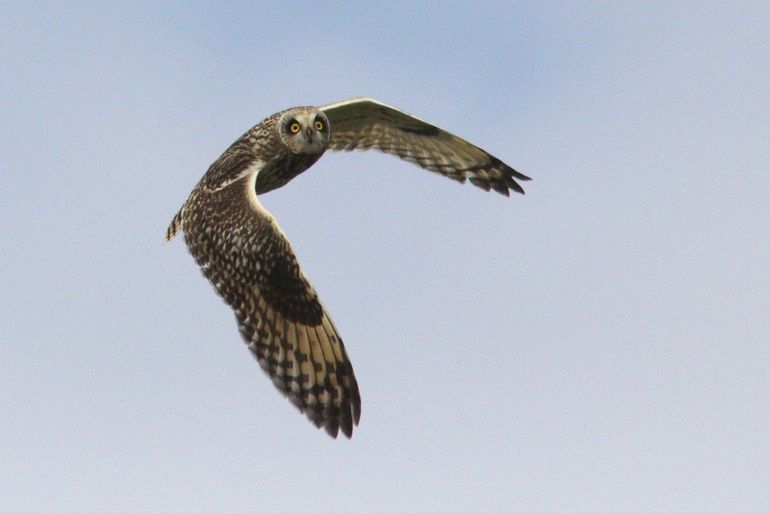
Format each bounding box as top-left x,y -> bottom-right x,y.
278,108 -> 330,155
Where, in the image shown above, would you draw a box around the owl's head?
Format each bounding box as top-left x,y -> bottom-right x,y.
277,107 -> 330,155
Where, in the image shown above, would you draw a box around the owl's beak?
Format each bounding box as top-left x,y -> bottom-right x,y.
304,126 -> 314,143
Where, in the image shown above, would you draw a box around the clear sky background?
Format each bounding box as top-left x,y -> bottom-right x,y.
2,2 -> 769,512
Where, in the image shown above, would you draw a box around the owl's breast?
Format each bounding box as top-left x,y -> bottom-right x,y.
254,152 -> 325,195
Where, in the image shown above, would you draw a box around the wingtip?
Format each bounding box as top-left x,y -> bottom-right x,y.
324,421 -> 341,439
514,172 -> 532,183
338,423 -> 353,439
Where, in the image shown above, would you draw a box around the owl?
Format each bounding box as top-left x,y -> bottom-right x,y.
166,97 -> 530,438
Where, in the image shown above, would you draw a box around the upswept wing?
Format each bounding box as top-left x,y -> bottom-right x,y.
321,97 -> 531,196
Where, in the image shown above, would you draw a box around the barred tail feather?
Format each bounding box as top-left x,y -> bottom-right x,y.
165,207 -> 184,241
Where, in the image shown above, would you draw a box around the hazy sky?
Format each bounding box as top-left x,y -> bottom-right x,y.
2,2 -> 769,512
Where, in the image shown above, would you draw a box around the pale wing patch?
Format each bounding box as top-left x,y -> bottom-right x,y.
205,158 -> 266,193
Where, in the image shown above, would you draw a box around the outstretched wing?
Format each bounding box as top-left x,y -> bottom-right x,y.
175,170 -> 361,438
320,97 -> 531,195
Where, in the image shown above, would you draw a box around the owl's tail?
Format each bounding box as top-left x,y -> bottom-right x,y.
165,206 -> 184,242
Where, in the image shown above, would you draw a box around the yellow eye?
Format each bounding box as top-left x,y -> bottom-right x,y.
290,122 -> 301,134
314,120 -> 324,131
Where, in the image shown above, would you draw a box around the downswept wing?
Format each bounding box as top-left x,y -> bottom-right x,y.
321,97 -> 531,196
178,170 -> 361,438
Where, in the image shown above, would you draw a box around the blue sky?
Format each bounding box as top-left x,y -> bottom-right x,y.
2,2 -> 769,512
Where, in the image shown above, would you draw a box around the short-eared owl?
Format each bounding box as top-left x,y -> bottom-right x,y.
167,97 -> 530,438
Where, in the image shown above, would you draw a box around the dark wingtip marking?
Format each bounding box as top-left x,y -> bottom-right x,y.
352,399 -> 361,426
339,419 -> 353,439
324,419 -> 340,438
504,176 -> 526,195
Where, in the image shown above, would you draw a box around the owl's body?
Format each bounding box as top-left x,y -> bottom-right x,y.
167,98 -> 530,438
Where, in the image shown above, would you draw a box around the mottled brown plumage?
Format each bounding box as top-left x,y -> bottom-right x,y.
167,97 -> 530,438
323,98 -> 531,195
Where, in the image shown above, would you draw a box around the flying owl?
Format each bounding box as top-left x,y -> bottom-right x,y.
166,97 -> 530,438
